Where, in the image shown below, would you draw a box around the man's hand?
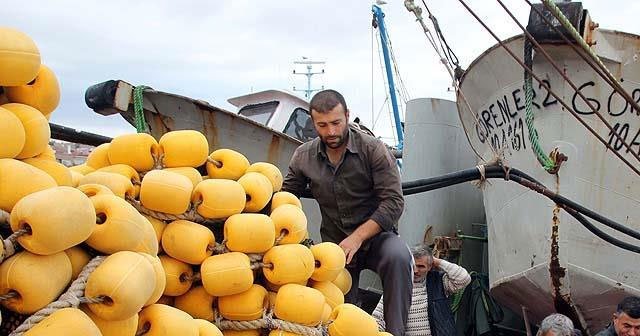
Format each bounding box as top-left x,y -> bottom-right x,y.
339,234 -> 364,265
432,257 -> 441,269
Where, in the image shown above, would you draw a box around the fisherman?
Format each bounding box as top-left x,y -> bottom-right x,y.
596,296 -> 640,336
372,244 -> 471,336
282,89 -> 413,336
536,314 -> 575,336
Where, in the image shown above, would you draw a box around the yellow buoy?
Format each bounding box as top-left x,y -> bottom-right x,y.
267,291 -> 277,310
85,194 -> 149,254
205,149 -> 249,180
5,64 -> 60,115
274,284 -> 325,326
159,255 -> 194,296
77,183 -> 115,198
23,157 -> 73,186
133,216 -> 160,256
328,304 -> 379,336
97,164 -> 140,187
23,308 -> 101,336
33,144 -> 56,161
321,304 -> 332,326
157,295 -> 174,306
262,244 -> 315,285
140,170 -> 193,215
69,164 -> 95,175
80,304 -> 139,336
78,171 -> 136,199
70,170 -> 83,187
0,106 -> 25,158
310,281 -> 344,309
85,143 -> 111,169
108,133 -> 159,172
200,252 -> 253,297
174,285 -> 215,321
137,304 -> 199,336
238,172 -> 273,213
378,333 -> 394,336
269,330 -> 302,336
218,284 -> 268,321
0,251 -> 72,314
0,27 -> 40,86
310,242 -> 346,282
2,103 -> 50,159
11,186 -> 96,255
0,158 -> 56,212
85,251 -> 156,321
270,204 -> 307,245
64,246 -> 91,280
195,319 -> 224,336
331,269 -> 353,295
140,253 -> 166,306
159,130 -> 209,168
222,330 -> 261,336
162,220 -> 215,265
246,162 -> 283,192
163,167 -> 203,189
270,191 -> 302,212
192,179 -> 245,219
145,215 -> 167,247
264,278 -> 307,293
224,214 -> 275,254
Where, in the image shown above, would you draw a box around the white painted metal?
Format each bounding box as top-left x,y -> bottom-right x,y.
456,29 -> 640,331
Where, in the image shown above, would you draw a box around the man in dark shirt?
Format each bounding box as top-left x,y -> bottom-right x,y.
596,296 -> 640,336
282,89 -> 413,336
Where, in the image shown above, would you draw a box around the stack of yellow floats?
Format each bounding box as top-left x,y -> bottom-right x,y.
0,27 -> 387,336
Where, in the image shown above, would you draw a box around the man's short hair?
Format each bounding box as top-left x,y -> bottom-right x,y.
410,244 -> 432,259
536,314 -> 574,336
617,296 -> 640,319
309,89 -> 348,114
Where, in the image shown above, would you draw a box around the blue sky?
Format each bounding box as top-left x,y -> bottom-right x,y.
2,0 -> 637,143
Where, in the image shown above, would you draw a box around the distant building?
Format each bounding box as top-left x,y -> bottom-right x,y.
50,140 -> 93,167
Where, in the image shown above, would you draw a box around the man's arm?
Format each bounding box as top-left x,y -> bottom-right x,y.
434,258 -> 472,296
339,219 -> 382,263
281,148 -> 312,198
368,141 -> 404,232
372,295 -> 386,331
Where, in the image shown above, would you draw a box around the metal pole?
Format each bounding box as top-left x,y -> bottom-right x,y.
373,4 -> 404,150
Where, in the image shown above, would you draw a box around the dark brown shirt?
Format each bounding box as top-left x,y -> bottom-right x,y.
282,128 -> 404,245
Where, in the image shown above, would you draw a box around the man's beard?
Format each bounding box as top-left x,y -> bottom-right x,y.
321,129 -> 348,149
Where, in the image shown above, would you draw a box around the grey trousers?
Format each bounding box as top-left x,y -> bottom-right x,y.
344,231 -> 413,336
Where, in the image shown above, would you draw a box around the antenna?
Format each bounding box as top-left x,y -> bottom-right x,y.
292,57 -> 326,99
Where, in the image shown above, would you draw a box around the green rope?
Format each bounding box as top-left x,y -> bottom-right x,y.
541,0 -> 620,87
524,39 -> 555,171
133,85 -> 149,133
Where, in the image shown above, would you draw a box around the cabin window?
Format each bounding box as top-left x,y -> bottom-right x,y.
284,108 -> 317,142
238,101 -> 279,125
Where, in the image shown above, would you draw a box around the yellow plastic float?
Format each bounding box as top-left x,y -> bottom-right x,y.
108,133 -> 159,172
22,157 -> 73,186
238,172 -> 273,212
69,170 -> 83,187
10,186 -> 96,255
262,244 -> 315,285
5,64 -> 60,116
85,251 -> 156,321
310,281 -> 344,309
224,214 -> 275,253
0,158 -> 56,212
273,284 -> 325,326
328,304 -> 379,336
246,162 -> 283,192
159,130 -> 209,168
218,284 -> 268,321
78,171 -> 136,199
64,246 -> 91,280
85,143 -> 111,169
85,194 -> 150,254
2,103 -> 50,159
222,330 -> 261,336
80,304 -> 139,336
194,319 -> 224,336
263,278 -> 307,293
331,269 -> 353,295
133,216 -> 160,256
200,252 -> 253,296
33,145 -> 56,161
145,215 -> 166,247
23,308 -> 102,336
159,255 -> 194,296
0,251 -> 72,314
140,253 -> 166,306
77,183 -> 115,198
137,304 -> 199,336
140,170 -> 193,215
0,105 -> 25,158
206,149 -> 249,180
97,164 -> 141,190
0,27 -> 40,86
69,164 -> 95,175
174,285 -> 215,321
163,167 -> 203,188
192,179 -> 246,219
162,220 -> 215,264
270,204 -> 307,245
270,191 -> 302,212
310,242 -> 346,282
